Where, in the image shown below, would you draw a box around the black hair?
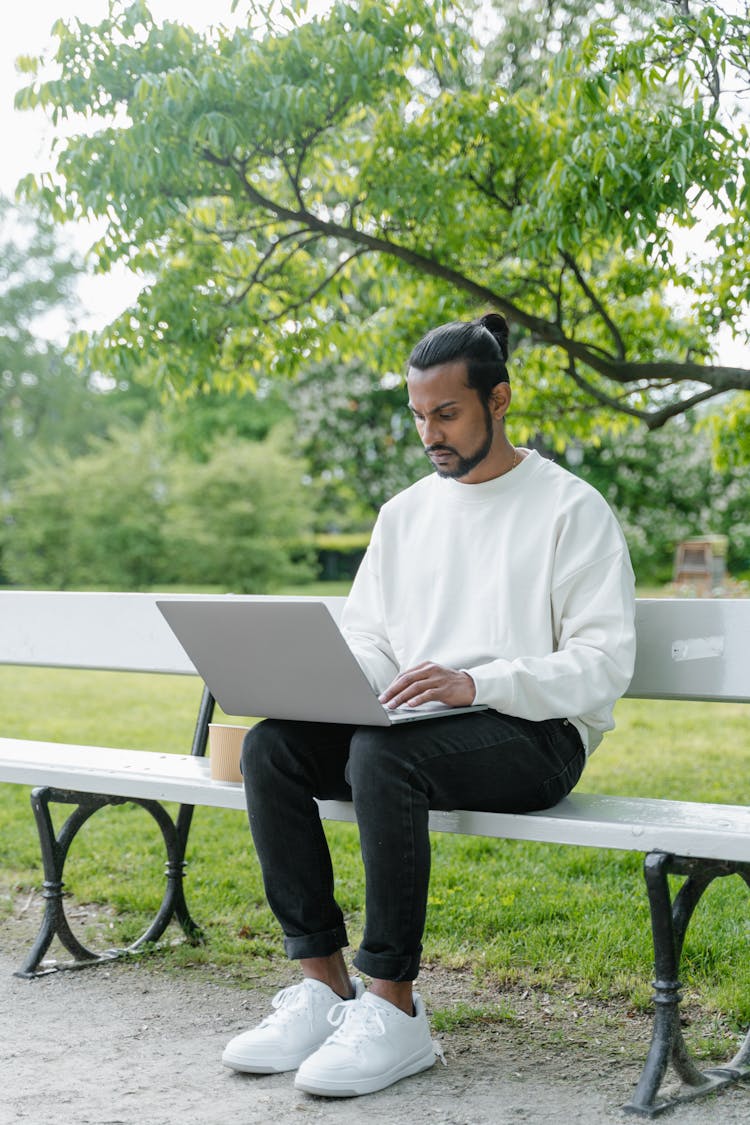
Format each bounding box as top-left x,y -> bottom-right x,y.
407,313 -> 510,404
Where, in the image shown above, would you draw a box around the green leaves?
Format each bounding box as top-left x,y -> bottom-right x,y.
12,0 -> 750,446
0,416 -> 315,591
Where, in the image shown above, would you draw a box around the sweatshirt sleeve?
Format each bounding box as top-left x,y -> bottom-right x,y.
339,519 -> 400,693
468,545 -> 636,728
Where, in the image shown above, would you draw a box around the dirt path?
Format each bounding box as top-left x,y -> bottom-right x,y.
2,900 -> 748,1125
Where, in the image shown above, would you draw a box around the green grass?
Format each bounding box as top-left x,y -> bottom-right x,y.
1,621 -> 749,1048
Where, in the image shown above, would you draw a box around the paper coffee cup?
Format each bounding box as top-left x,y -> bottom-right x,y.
208,724 -> 249,782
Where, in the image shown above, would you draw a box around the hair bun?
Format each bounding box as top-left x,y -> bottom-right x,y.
478,312 -> 509,361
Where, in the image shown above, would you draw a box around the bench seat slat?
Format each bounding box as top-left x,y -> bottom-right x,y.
422,797 -> 750,862
0,739 -> 244,811
2,738 -> 748,863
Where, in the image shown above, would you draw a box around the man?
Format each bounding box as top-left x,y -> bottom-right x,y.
222,313 -> 636,1097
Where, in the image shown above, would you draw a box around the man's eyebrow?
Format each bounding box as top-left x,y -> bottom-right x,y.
407,400 -> 460,415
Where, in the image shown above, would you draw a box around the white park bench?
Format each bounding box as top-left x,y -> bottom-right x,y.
0,590 -> 748,1116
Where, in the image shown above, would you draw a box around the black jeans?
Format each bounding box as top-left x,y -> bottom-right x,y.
241,710 -> 585,982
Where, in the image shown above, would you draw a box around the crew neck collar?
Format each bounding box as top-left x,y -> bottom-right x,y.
436,448 -> 538,502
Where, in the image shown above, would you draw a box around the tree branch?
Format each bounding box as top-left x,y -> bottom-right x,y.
227,229 -> 320,306
560,251 -> 626,360
566,359 -> 724,428
262,247 -> 370,323
198,145 -> 750,399
643,387 -> 726,428
566,361 -> 652,421
467,171 -> 516,212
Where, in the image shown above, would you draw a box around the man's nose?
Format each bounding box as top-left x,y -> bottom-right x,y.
422,417 -> 444,445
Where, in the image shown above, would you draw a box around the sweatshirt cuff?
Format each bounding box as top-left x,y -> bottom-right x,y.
464,660 -> 514,711
459,669 -> 478,704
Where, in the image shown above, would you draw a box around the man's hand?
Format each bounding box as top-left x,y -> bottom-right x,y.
379,662 -> 476,710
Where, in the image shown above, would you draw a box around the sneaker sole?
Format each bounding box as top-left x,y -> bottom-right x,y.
222,1047 -> 312,1074
294,1044 -> 436,1097
222,978 -> 365,1076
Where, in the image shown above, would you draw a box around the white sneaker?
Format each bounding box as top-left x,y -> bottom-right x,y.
294,991 -> 439,1097
222,977 -> 364,1074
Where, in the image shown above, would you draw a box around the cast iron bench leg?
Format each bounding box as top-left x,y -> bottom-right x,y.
624,851 -> 750,1115
15,786 -> 205,978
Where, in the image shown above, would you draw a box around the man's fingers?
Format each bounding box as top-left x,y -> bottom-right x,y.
379,664 -> 474,709
379,663 -> 435,703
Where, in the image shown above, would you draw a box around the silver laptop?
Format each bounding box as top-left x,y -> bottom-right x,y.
156,598 -> 487,726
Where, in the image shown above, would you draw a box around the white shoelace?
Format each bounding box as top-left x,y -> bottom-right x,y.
326,999 -> 447,1066
261,982 -> 320,1029
325,1000 -> 386,1053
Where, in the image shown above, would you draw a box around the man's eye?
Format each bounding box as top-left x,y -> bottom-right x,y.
440,414 -> 456,421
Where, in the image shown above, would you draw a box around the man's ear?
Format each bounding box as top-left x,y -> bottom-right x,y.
489,382 -> 511,421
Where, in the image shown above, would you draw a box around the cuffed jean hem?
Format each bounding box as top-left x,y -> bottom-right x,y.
352,945 -> 422,983
283,923 -> 349,961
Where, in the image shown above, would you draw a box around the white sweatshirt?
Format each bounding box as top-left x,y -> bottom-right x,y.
341,450 -> 636,754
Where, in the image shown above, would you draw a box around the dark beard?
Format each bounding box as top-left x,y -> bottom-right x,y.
427,404 -> 494,479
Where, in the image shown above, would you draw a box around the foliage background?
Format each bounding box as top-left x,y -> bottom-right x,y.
13,0 -> 750,428
1,0 -> 749,590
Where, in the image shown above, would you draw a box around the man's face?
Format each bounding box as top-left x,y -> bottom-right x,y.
406,360 -> 507,484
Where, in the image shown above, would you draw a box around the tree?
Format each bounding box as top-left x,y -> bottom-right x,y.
289,361 -> 428,518
0,419 -> 168,589
13,0 -> 750,449
0,415 -> 315,591
164,379 -> 292,461
164,423 -> 316,591
570,420 -> 750,583
0,197 -> 81,484
0,196 -> 159,490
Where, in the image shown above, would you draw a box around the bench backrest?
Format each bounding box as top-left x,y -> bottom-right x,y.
0,592 -> 345,676
628,598 -> 749,703
0,591 -> 748,703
